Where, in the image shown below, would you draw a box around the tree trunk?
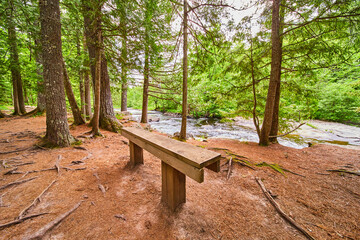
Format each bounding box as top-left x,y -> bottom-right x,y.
35,38 -> 46,113
259,0 -> 282,146
82,1 -> 122,132
180,0 -> 188,140
7,0 -> 26,115
141,46 -> 150,123
121,83 -> 128,112
40,0 -> 74,147
62,61 -> 85,125
83,34 -> 92,120
77,36 -> 86,118
84,70 -> 92,120
92,27 -> 101,136
269,1 -> 285,143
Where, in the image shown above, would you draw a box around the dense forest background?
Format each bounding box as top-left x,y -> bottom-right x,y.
0,0 -> 359,135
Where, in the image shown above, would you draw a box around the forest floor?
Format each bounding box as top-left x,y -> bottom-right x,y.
0,112 -> 359,240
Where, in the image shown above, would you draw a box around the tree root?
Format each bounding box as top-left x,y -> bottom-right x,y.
0,176 -> 38,191
0,213 -> 48,230
99,115 -> 123,133
255,177 -> 315,240
27,201 -> 82,240
18,180 -> 57,219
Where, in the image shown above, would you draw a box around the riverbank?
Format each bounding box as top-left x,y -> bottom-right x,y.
119,108 -> 360,150
1,115 -> 359,239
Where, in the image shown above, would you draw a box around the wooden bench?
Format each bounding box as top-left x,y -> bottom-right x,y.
121,127 -> 221,211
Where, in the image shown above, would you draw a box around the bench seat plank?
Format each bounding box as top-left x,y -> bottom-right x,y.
122,128 -> 204,183
121,127 -> 221,169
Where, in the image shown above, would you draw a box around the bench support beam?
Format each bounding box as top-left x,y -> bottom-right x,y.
161,161 -> 186,211
130,141 -> 143,166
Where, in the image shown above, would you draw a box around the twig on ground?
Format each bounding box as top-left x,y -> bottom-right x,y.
0,213 -> 48,230
18,180 -> 57,219
208,147 -> 230,151
255,177 -> 315,240
73,146 -> 87,150
55,155 -> 62,175
0,176 -> 38,191
226,157 -> 233,180
93,173 -> 106,196
326,169 -> 360,176
27,201 -> 82,240
62,167 -> 86,171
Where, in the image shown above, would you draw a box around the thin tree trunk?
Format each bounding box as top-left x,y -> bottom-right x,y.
250,39 -> 261,137
77,35 -> 86,118
84,70 -> 92,120
269,1 -> 285,143
121,83 -> 127,112
141,45 -> 150,123
7,0 -> 25,115
35,39 -> 46,113
83,34 -> 92,120
92,24 -> 101,136
62,61 -> 85,125
82,0 -> 121,132
40,0 -> 74,147
259,0 -> 282,146
180,0 -> 188,140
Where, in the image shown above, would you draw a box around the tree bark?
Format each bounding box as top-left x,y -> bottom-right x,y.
40,0 -> 74,147
141,44 -> 150,123
82,0 -> 122,132
269,1 -> 285,143
259,0 -> 282,146
180,0 -> 188,140
92,27 -> 101,136
77,36 -> 86,118
62,61 -> 85,125
84,70 -> 92,120
7,0 -> 26,115
121,83 -> 128,112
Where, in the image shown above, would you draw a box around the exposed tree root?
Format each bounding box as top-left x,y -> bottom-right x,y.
99,115 -> 123,133
255,177 -> 315,240
0,177 -> 38,191
18,180 -> 57,219
27,201 -> 82,240
0,147 -> 33,155
0,213 -> 48,230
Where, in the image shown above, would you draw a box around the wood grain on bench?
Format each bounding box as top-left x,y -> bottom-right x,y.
121,127 -> 221,211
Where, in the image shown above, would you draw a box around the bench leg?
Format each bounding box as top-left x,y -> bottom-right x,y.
130,141 -> 143,166
161,161 -> 186,211
206,160 -> 220,172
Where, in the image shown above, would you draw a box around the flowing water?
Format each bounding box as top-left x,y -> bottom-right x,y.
119,108 -> 360,149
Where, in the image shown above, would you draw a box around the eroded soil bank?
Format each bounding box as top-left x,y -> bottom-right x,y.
0,115 -> 359,239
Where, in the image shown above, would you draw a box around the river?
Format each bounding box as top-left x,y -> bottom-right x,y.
119,108 -> 360,150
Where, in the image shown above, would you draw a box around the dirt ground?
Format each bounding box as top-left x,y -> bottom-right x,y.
0,114 -> 359,240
